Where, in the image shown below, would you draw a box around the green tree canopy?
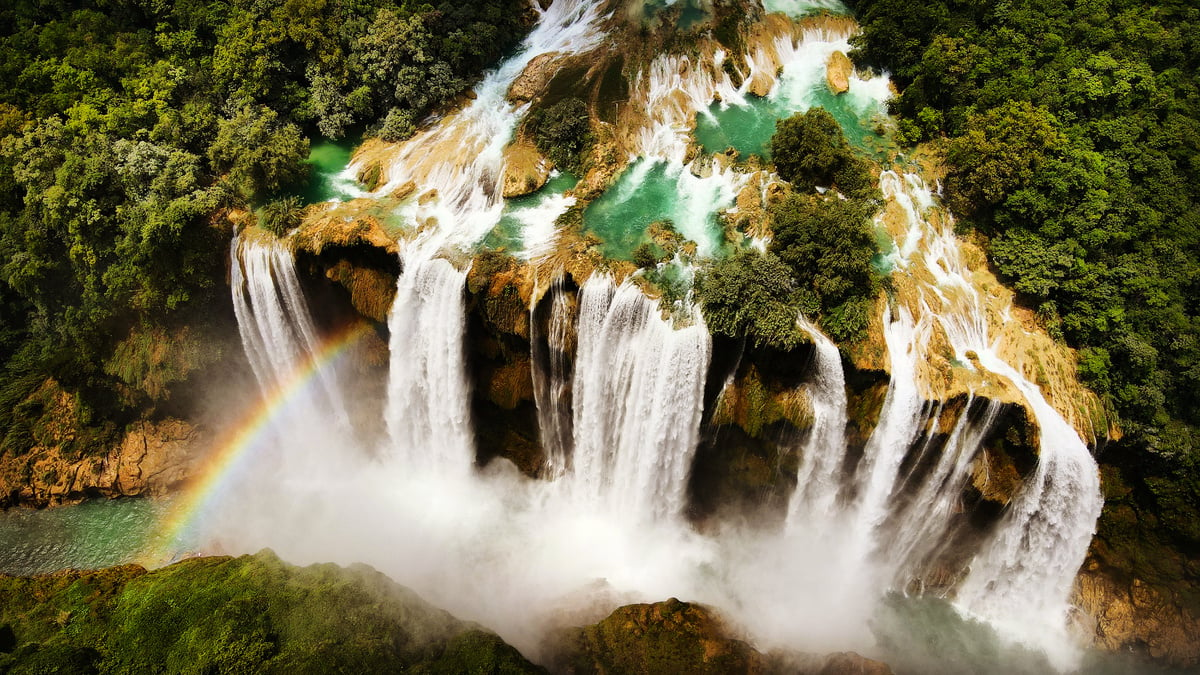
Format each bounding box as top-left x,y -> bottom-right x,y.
769,194 -> 879,341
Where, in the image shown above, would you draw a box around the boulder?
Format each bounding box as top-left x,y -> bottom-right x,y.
508,52 -> 561,103
826,51 -> 852,94
554,599 -> 768,674
503,141 -> 553,198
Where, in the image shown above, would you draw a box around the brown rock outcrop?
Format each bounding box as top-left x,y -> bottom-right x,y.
554,599 -> 770,674
0,417 -> 202,508
1074,563 -> 1200,669
509,52 -> 562,103
553,598 -> 896,675
826,51 -> 852,94
503,140 -> 553,198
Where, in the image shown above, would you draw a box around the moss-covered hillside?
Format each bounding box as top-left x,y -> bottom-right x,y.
0,550 -> 541,674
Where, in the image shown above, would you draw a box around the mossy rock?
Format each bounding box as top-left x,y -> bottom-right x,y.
555,599 -> 767,674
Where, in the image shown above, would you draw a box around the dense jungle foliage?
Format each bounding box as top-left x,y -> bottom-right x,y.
0,0 -> 529,456
846,0 -> 1200,594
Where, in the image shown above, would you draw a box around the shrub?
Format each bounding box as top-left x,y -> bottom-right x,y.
530,97 -> 593,174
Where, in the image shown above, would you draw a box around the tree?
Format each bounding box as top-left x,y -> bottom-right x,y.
208,105 -> 308,200
530,97 -> 592,174
769,194 -> 879,340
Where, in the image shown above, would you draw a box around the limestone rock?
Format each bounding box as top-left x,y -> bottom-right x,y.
502,141 -> 553,198
819,652 -> 893,675
508,52 -> 561,103
0,413 -> 202,508
392,179 -> 417,200
747,71 -> 775,97
1074,563 -> 1200,669
826,51 -> 852,94
292,206 -> 398,256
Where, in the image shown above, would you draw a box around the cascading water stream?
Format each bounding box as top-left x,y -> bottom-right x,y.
530,279 -> 576,478
844,304 -> 933,566
378,1 -> 606,472
372,0 -> 607,256
230,235 -> 350,428
884,395 -> 1004,587
879,170 -> 1103,668
785,316 -> 849,528
384,255 -> 473,473
210,8 -> 1110,671
569,275 -> 711,523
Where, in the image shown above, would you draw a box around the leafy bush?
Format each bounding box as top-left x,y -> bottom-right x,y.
258,197 -> 306,238
0,552 -> 542,674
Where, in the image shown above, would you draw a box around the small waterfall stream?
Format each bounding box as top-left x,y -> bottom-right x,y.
384,255 -> 473,473
786,316 -> 849,528
531,279 -> 576,478
845,305 -> 934,565
372,0 -> 607,254
230,235 -> 349,427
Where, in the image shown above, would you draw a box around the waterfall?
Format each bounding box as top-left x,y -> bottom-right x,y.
879,170 -> 1103,667
845,304 -> 933,561
531,280 -> 576,478
384,255 -> 473,473
954,353 -> 1103,667
786,316 -> 849,528
229,235 -> 349,427
569,275 -> 712,523
884,395 -> 1004,586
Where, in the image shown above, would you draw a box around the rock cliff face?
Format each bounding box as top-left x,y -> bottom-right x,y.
0,414 -> 201,509
1074,561 -> 1200,668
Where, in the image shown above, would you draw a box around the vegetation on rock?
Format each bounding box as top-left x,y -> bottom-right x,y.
696,250 -> 806,351
769,194 -> 880,342
529,97 -> 594,175
770,109 -> 878,201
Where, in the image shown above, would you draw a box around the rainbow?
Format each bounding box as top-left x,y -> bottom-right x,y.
146,321 -> 373,565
